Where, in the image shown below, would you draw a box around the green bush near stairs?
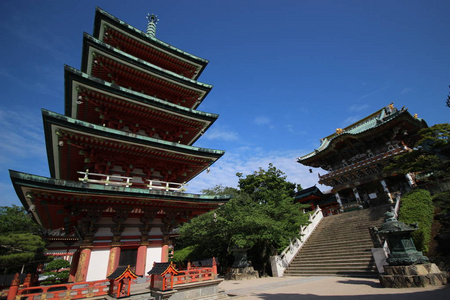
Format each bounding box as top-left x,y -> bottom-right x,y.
398,189 -> 434,254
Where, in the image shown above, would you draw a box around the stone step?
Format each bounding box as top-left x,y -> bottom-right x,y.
284,271 -> 378,277
284,205 -> 387,277
288,262 -> 375,269
296,246 -> 372,255
299,239 -> 373,250
293,255 -> 373,263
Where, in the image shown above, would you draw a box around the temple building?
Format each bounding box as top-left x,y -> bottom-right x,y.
297,104 -> 427,212
294,186 -> 340,216
10,8 -> 229,282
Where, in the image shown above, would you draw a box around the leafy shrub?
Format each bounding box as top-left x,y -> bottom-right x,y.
171,246 -> 196,265
41,270 -> 69,285
45,259 -> 70,271
398,189 -> 434,253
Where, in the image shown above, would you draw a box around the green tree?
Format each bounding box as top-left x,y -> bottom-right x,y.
446,85 -> 450,108
176,164 -> 308,275
385,123 -> 450,190
40,259 -> 70,285
0,205 -> 47,274
431,191 -> 450,256
398,189 -> 434,253
0,205 -> 43,235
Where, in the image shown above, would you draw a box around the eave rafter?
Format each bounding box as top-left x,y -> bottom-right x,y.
77,86 -> 207,144
59,129 -> 210,165
56,128 -> 213,183
91,53 -> 201,108
27,188 -> 219,230
102,26 -> 200,79
318,148 -> 406,187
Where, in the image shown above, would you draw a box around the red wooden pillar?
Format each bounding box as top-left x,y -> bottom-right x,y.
136,245 -> 147,276
75,247 -> 92,282
6,273 -> 20,300
107,246 -> 121,276
69,250 -> 80,282
161,236 -> 170,262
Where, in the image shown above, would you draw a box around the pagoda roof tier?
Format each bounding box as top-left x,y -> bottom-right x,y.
81,33 -> 211,110
64,65 -> 217,146
9,170 -> 229,230
93,7 -> 208,80
297,105 -> 427,168
42,110 -> 224,184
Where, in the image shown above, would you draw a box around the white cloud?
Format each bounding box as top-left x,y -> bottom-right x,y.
0,108 -> 47,173
253,116 -> 271,126
400,87 -> 412,95
355,83 -> 390,101
186,147 -> 327,194
341,115 -> 362,127
0,107 -> 49,206
348,104 -> 370,112
202,127 -> 239,141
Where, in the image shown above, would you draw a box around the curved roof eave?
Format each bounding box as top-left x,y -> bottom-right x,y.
64,65 -> 219,122
9,170 -> 231,204
93,7 -> 209,78
82,33 -> 212,90
297,108 -> 427,164
42,109 -> 225,157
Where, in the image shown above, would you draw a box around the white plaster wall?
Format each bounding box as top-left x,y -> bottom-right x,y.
145,246 -> 162,275
86,249 -> 110,282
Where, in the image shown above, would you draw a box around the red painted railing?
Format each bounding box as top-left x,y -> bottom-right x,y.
150,258 -> 218,291
174,268 -> 216,284
13,279 -> 110,300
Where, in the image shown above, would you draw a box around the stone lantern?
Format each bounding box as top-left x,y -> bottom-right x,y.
373,211 -> 429,266
373,210 -> 447,288
225,248 -> 259,280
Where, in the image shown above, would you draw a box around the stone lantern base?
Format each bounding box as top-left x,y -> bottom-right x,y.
379,263 -> 447,288
225,266 -> 259,280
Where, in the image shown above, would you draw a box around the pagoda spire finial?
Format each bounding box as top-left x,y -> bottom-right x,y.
146,13 -> 159,37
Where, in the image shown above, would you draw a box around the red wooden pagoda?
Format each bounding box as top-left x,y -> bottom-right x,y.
10,8 -> 229,283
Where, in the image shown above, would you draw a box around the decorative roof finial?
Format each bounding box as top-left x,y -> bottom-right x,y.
146,13 -> 159,37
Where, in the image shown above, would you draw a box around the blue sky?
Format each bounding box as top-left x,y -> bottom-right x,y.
1,0 -> 449,206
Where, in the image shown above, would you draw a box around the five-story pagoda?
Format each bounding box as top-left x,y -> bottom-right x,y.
10,8 -> 229,282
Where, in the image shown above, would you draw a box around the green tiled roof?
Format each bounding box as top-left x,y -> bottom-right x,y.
297,105 -> 427,162
95,7 -> 209,65
43,109 -> 225,157
82,33 -> 212,90
9,170 -> 231,203
64,65 -> 218,121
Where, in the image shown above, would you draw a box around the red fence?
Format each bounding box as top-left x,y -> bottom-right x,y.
5,258 -> 218,299
150,258 -> 218,291
4,276 -> 110,300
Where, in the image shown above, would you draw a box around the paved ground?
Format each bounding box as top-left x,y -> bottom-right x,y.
218,276 -> 450,299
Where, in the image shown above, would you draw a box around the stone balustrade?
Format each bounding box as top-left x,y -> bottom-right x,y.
270,206 -> 324,277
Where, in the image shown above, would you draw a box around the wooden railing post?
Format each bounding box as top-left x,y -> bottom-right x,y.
22,273 -> 31,287
212,257 -> 217,276
6,273 -> 20,300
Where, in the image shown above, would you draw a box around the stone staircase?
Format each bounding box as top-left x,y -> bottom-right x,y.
284,204 -> 390,277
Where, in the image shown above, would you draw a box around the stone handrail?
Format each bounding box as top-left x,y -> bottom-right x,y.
393,192 -> 401,218
270,206 -> 324,277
